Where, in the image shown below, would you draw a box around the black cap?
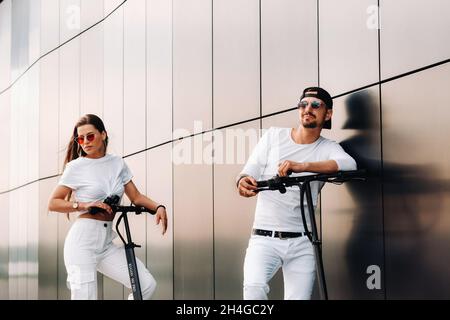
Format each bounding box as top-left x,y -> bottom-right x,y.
300,87 -> 333,129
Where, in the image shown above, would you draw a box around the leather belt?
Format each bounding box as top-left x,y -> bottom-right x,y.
252,228 -> 310,239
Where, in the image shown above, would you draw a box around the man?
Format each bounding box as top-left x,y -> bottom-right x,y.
237,87 -> 357,300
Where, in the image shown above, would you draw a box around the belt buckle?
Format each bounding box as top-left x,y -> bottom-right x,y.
278,231 -> 288,240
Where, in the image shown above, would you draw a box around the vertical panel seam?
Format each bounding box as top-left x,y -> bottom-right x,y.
171,0 -> 175,299
377,0 -> 386,300
317,0 -> 320,86
259,0 -> 262,128
316,0 -> 323,260
122,2 -> 126,300
211,0 -> 215,300
56,0 -> 61,299
144,0 -> 148,271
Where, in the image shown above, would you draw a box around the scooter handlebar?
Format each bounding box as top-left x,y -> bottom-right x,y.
88,194 -> 156,215
256,169 -> 366,193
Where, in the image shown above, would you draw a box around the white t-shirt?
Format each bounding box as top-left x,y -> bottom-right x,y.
58,153 -> 133,215
241,127 -> 357,232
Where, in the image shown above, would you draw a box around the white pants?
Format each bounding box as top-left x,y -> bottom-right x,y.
64,218 -> 157,300
243,234 -> 316,300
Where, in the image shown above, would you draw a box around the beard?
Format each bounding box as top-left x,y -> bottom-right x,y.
302,120 -> 318,128
302,113 -> 319,128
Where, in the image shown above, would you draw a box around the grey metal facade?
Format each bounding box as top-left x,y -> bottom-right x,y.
0,0 -> 449,299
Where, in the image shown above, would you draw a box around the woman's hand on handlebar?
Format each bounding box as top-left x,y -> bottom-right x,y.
82,201 -> 113,215
155,206 -> 168,235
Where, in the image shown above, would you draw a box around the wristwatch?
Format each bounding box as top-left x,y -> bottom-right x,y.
72,201 -> 79,210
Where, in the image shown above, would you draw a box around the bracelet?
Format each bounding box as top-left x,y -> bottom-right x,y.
155,205 -> 166,212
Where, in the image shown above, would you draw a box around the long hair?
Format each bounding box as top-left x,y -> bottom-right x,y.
63,114 -> 109,217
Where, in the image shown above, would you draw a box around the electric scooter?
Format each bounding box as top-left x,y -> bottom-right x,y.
89,195 -> 156,300
256,169 -> 366,300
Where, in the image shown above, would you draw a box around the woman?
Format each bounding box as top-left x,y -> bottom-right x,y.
48,114 -> 168,300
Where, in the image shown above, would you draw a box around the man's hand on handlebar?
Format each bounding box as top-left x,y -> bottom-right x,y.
278,160 -> 305,177
238,176 -> 259,198
155,206 -> 168,235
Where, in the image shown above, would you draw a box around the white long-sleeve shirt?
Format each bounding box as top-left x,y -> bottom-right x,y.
241,127 -> 357,232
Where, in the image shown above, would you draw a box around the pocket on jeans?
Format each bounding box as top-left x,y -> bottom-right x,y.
66,265 -> 95,290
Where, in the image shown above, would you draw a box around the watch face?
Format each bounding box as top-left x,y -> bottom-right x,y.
73,202 -> 78,209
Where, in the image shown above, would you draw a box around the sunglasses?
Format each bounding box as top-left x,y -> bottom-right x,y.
75,133 -> 96,145
298,100 -> 322,109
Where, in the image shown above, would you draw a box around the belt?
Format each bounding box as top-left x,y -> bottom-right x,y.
252,228 -> 310,239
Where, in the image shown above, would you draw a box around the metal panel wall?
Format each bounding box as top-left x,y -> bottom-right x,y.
80,0 -> 104,30
57,213 -> 73,300
213,121 -> 259,299
319,0 -> 379,95
123,0 -> 146,155
172,0 -> 213,299
40,0 -> 59,55
8,189 -> 20,299
38,45 -> 59,301
9,74 -> 23,298
58,39 -> 80,171
28,0 -> 41,65
103,4 -> 124,157
380,0 -> 450,79
0,94 -> 10,193
27,65 -> 40,182
0,0 -> 11,92
173,134 -> 214,299
145,0 -> 173,299
212,0 -> 260,128
261,0 -> 317,115
80,0 -> 104,117
27,183 -> 39,299
0,94 -> 10,299
146,145 -> 173,299
9,0 -> 37,298
38,179 -> 58,300
0,12 -> 11,290
1,0 -> 450,301
382,64 -> 450,299
173,0 -> 212,135
10,0 -> 29,81
39,52 -> 59,178
26,63 -> 40,300
0,193 -> 9,299
146,0 -> 172,147
105,0 -> 124,15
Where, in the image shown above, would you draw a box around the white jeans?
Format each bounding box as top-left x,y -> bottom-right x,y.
64,218 -> 156,300
243,234 -> 316,300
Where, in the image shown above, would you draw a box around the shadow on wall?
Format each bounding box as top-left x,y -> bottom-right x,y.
340,91 -> 450,298
336,91 -> 384,298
